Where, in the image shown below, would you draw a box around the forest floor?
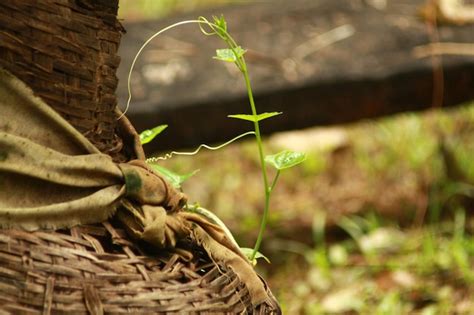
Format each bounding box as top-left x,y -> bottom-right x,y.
153,103 -> 474,314
117,2 -> 474,313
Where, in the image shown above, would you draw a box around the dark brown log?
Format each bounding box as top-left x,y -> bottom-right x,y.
117,0 -> 474,152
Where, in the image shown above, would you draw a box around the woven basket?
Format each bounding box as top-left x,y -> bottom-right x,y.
0,1 -> 280,313
0,0 -> 125,161
0,222 -> 277,314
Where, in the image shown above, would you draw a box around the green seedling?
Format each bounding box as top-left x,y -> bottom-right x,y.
240,247 -> 271,266
132,15 -> 306,263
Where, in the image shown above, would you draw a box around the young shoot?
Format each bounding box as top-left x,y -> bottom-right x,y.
133,15 -> 306,264
199,15 -> 307,260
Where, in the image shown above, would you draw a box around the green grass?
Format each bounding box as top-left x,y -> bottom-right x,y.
272,208 -> 474,314
152,102 -> 474,314
118,0 -> 247,21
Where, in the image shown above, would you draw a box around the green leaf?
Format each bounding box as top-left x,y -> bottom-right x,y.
212,14 -> 227,33
139,125 -> 168,145
148,164 -> 199,189
240,248 -> 271,266
214,46 -> 246,63
190,206 -> 240,250
228,112 -> 282,123
265,150 -> 306,170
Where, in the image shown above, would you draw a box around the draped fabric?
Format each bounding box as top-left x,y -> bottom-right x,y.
0,69 -> 269,306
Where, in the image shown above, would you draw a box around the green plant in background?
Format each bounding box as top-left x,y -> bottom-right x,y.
308,210 -> 331,277
118,0 -> 240,21
131,15 -> 306,263
337,213 -> 406,269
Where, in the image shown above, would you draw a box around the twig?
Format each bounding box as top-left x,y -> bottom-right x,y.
413,42 -> 474,58
292,24 -> 355,60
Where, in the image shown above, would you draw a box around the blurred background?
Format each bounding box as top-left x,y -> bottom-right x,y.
118,1 -> 474,313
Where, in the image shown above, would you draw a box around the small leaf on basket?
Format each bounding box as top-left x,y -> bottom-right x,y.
265,150 -> 306,170
149,164 -> 199,189
139,125 -> 168,144
240,247 -> 271,266
189,206 -> 240,250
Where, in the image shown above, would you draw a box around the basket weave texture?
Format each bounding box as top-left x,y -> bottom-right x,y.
0,0 -> 280,314
0,222 -> 275,314
0,0 -> 125,160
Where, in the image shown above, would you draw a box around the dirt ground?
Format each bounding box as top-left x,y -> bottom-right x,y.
153,103 -> 474,313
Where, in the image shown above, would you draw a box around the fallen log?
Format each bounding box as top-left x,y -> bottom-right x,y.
117,0 -> 474,151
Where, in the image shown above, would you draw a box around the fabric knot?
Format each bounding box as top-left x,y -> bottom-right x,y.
119,160 -> 187,212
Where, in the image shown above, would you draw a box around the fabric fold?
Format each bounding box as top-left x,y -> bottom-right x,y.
0,185 -> 124,231
0,68 -> 271,306
0,132 -> 122,187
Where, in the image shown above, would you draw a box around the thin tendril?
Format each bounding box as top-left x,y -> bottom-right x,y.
197,16 -> 216,36
146,131 -> 256,163
118,19 -> 231,120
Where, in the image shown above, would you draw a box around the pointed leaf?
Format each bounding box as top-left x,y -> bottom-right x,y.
214,46 -> 246,63
191,206 -> 240,249
265,150 -> 306,170
228,112 -> 282,123
139,125 -> 168,144
240,248 -> 271,266
148,164 -> 199,189
212,14 -> 227,34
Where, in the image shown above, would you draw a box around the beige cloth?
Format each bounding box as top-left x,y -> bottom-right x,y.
0,69 -> 270,306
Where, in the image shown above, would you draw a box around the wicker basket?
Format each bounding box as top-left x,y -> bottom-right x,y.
0,222 -> 278,314
0,0 -> 125,161
0,1 -> 280,313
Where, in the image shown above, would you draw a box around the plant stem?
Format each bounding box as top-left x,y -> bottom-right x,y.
127,16 -> 279,262
270,170 -> 281,192
239,62 -> 272,261
251,170 -> 280,260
